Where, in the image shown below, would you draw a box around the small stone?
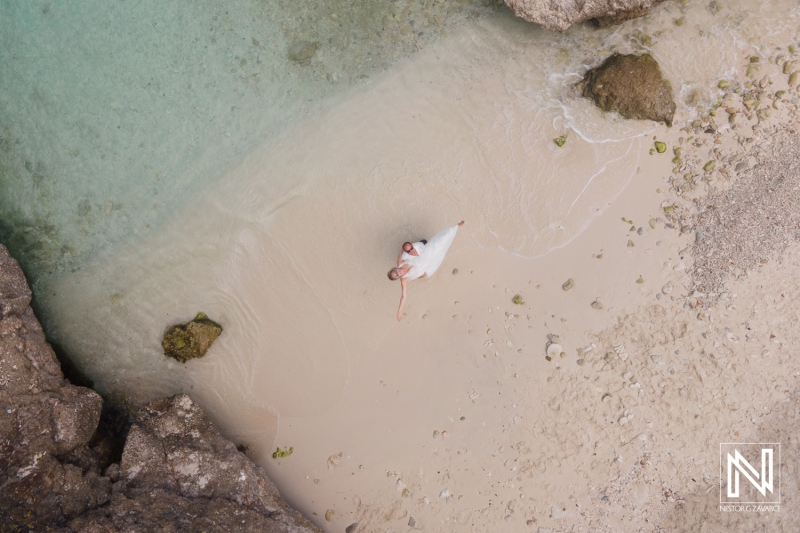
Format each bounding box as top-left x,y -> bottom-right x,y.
553,134 -> 567,147
577,358 -> 585,366
288,40 -> 319,63
325,509 -> 335,522
784,61 -> 796,75
452,268 -> 459,275
789,71 -> 798,87
627,240 -> 634,247
408,517 -> 416,528
654,141 -> 666,153
559,352 -> 567,359
703,160 -> 715,172
649,218 -> 657,229
662,283 -> 673,294
346,524 -> 359,533
637,227 -> 643,235
561,278 -> 575,291
512,294 -> 524,305
635,276 -> 644,284
591,300 -> 603,310
433,430 -> 440,438
717,80 -> 730,89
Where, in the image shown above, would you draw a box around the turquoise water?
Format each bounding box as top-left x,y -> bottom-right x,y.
0,0 -> 504,280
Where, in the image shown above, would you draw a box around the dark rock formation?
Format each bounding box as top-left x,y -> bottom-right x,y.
0,243 -> 319,532
504,0 -> 667,31
579,53 -> 676,126
162,312 -> 223,362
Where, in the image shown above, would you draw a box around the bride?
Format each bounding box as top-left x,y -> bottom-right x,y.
388,220 -> 464,322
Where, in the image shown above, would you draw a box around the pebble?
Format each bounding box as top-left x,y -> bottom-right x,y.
636,276 -> 644,284
637,227 -> 643,235
561,278 -> 575,291
591,300 -> 603,310
577,358 -> 585,366
627,240 -> 635,247
649,218 -> 657,229
439,489 -> 450,500
408,517 -> 416,528
325,509 -> 335,522
346,524 -> 359,533
662,283 -> 673,294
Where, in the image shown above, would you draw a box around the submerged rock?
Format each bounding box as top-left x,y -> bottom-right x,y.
579,53 -> 676,127
162,312 -> 223,362
504,0 -> 666,32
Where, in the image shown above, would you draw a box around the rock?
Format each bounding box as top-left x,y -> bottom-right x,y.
346,523 -> 360,533
162,312 -> 223,362
562,278 -> 575,291
654,141 -> 666,153
591,299 -> 604,310
503,0 -> 667,32
789,71 -> 799,87
553,133 -> 568,147
579,53 -> 676,126
662,282 -> 673,294
0,242 -> 320,532
704,160 -> 716,172
512,294 -> 524,305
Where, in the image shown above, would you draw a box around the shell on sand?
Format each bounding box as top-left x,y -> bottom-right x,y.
546,343 -> 563,358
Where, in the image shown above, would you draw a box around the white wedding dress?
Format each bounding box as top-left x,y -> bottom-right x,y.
402,224 -> 459,280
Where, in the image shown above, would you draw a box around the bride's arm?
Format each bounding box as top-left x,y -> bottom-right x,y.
396,277 -> 409,322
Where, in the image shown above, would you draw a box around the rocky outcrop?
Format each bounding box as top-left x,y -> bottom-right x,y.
579,53 -> 676,126
162,312 -> 223,362
504,0 -> 667,32
0,243 -> 319,532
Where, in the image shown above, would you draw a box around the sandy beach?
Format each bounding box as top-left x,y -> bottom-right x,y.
259,44 -> 800,532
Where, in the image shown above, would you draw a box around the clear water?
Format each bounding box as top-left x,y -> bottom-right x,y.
0,0 -> 506,279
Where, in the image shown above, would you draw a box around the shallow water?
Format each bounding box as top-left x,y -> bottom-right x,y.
1,0 -> 799,516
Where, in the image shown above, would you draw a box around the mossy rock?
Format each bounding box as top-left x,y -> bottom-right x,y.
162,312 -> 223,363
579,53 -> 676,127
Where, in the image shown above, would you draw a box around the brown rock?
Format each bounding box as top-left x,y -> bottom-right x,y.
162,313 -> 223,362
579,53 -> 676,126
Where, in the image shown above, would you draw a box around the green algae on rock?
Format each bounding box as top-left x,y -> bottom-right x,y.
579,53 -> 676,127
162,312 -> 223,363
553,133 -> 568,147
654,141 -> 666,153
